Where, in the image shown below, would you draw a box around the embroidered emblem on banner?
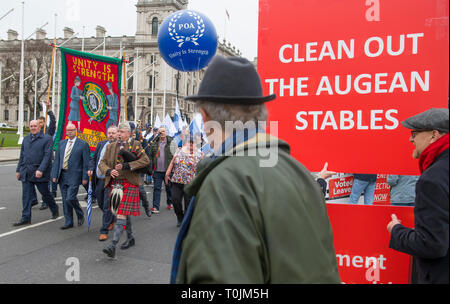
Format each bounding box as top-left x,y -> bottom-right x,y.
82,82 -> 108,122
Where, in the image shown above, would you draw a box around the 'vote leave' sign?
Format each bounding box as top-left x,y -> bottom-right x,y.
258,0 -> 449,174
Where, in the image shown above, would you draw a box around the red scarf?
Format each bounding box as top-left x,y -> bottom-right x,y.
419,134 -> 449,173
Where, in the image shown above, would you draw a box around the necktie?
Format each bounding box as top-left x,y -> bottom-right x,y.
63,140 -> 73,170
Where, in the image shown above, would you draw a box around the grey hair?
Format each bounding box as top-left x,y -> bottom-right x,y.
118,122 -> 131,132
107,126 -> 119,134
195,100 -> 268,129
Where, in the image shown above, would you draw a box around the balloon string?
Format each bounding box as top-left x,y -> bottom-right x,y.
179,58 -> 186,72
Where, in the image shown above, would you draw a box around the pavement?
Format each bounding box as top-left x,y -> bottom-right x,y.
0,160 -> 178,283
0,148 -> 20,163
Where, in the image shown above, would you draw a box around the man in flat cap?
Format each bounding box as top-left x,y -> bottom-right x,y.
387,108 -> 449,284
170,55 -> 340,283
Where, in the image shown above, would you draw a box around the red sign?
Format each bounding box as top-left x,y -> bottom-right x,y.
326,204 -> 414,284
328,176 -> 354,199
258,0 -> 449,175
373,174 -> 391,205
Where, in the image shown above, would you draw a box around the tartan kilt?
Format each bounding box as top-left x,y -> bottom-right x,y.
110,179 -> 141,216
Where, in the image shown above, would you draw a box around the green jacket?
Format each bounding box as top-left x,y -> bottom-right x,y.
148,136 -> 176,172
176,133 -> 341,283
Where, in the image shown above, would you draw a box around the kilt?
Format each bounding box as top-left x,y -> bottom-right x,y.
110,179 -> 140,216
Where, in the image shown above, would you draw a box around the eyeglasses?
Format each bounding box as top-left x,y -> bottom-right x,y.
410,130 -> 432,139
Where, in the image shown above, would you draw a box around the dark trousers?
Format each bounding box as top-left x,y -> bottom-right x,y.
171,182 -> 192,222
152,171 -> 172,210
95,178 -> 115,234
59,171 -> 84,226
30,179 -> 58,206
21,181 -> 58,221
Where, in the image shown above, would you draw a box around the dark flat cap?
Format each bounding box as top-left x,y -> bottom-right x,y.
401,108 -> 449,133
185,55 -> 276,104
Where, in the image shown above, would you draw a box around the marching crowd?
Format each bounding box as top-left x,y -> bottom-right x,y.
11,55 -> 449,284
13,113 -> 205,257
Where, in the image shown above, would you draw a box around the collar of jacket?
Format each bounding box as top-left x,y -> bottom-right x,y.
184,133 -> 290,196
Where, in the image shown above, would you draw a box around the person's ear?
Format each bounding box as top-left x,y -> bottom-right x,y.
199,107 -> 210,122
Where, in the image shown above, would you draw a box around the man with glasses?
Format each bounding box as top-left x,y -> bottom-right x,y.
51,123 -> 90,230
387,108 -> 449,284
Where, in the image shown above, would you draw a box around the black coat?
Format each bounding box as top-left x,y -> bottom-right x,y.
389,149 -> 449,284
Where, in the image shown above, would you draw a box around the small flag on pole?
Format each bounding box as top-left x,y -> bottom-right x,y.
225,9 -> 230,21
87,177 -> 93,230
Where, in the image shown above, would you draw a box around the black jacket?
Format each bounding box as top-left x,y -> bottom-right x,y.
389,149 -> 449,284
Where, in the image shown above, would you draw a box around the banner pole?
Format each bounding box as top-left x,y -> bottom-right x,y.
44,37 -> 57,134
123,51 -> 127,122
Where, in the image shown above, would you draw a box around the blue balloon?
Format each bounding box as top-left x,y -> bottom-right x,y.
158,10 -> 218,72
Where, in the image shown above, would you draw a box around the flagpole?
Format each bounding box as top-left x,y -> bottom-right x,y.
134,48 -> 139,125
17,1 -> 25,144
34,62 -> 37,120
51,13 -> 57,114
123,51 -> 127,122
81,26 -> 85,52
151,52 -> 155,126
44,37 -> 56,134
163,61 -> 166,119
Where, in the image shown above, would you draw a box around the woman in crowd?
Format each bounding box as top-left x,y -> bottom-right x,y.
165,136 -> 204,227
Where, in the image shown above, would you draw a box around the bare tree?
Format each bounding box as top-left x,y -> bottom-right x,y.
2,40 -> 53,121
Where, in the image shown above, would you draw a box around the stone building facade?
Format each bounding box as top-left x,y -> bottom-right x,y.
0,0 -> 240,127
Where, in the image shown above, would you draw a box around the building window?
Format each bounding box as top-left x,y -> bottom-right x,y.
152,17 -> 159,36
24,110 -> 28,122
148,98 -> 152,107
4,96 -> 9,104
127,76 -> 133,90
4,110 -> 9,121
186,84 -> 190,96
149,75 -> 154,89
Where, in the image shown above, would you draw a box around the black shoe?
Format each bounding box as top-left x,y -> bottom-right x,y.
78,217 -> 85,227
120,238 -> 135,250
51,212 -> 59,219
144,207 -> 152,218
13,219 -> 31,227
39,204 -> 48,210
60,224 -> 73,230
103,245 -> 116,258
31,201 -> 38,207
177,221 -> 182,227
52,192 -> 57,198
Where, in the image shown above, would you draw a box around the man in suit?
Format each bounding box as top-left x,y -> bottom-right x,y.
14,120 -> 59,226
32,100 -> 58,210
89,126 -> 119,241
387,108 -> 449,284
51,123 -> 90,229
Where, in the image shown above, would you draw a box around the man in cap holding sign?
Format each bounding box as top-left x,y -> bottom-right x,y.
387,108 -> 449,284
170,55 -> 340,283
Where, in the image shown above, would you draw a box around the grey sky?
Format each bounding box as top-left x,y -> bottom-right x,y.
0,0 -> 259,60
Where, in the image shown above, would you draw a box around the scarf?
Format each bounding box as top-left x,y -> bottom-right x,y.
419,134 -> 449,173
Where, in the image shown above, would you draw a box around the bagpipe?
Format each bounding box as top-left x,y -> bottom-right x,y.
117,143 -> 152,176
